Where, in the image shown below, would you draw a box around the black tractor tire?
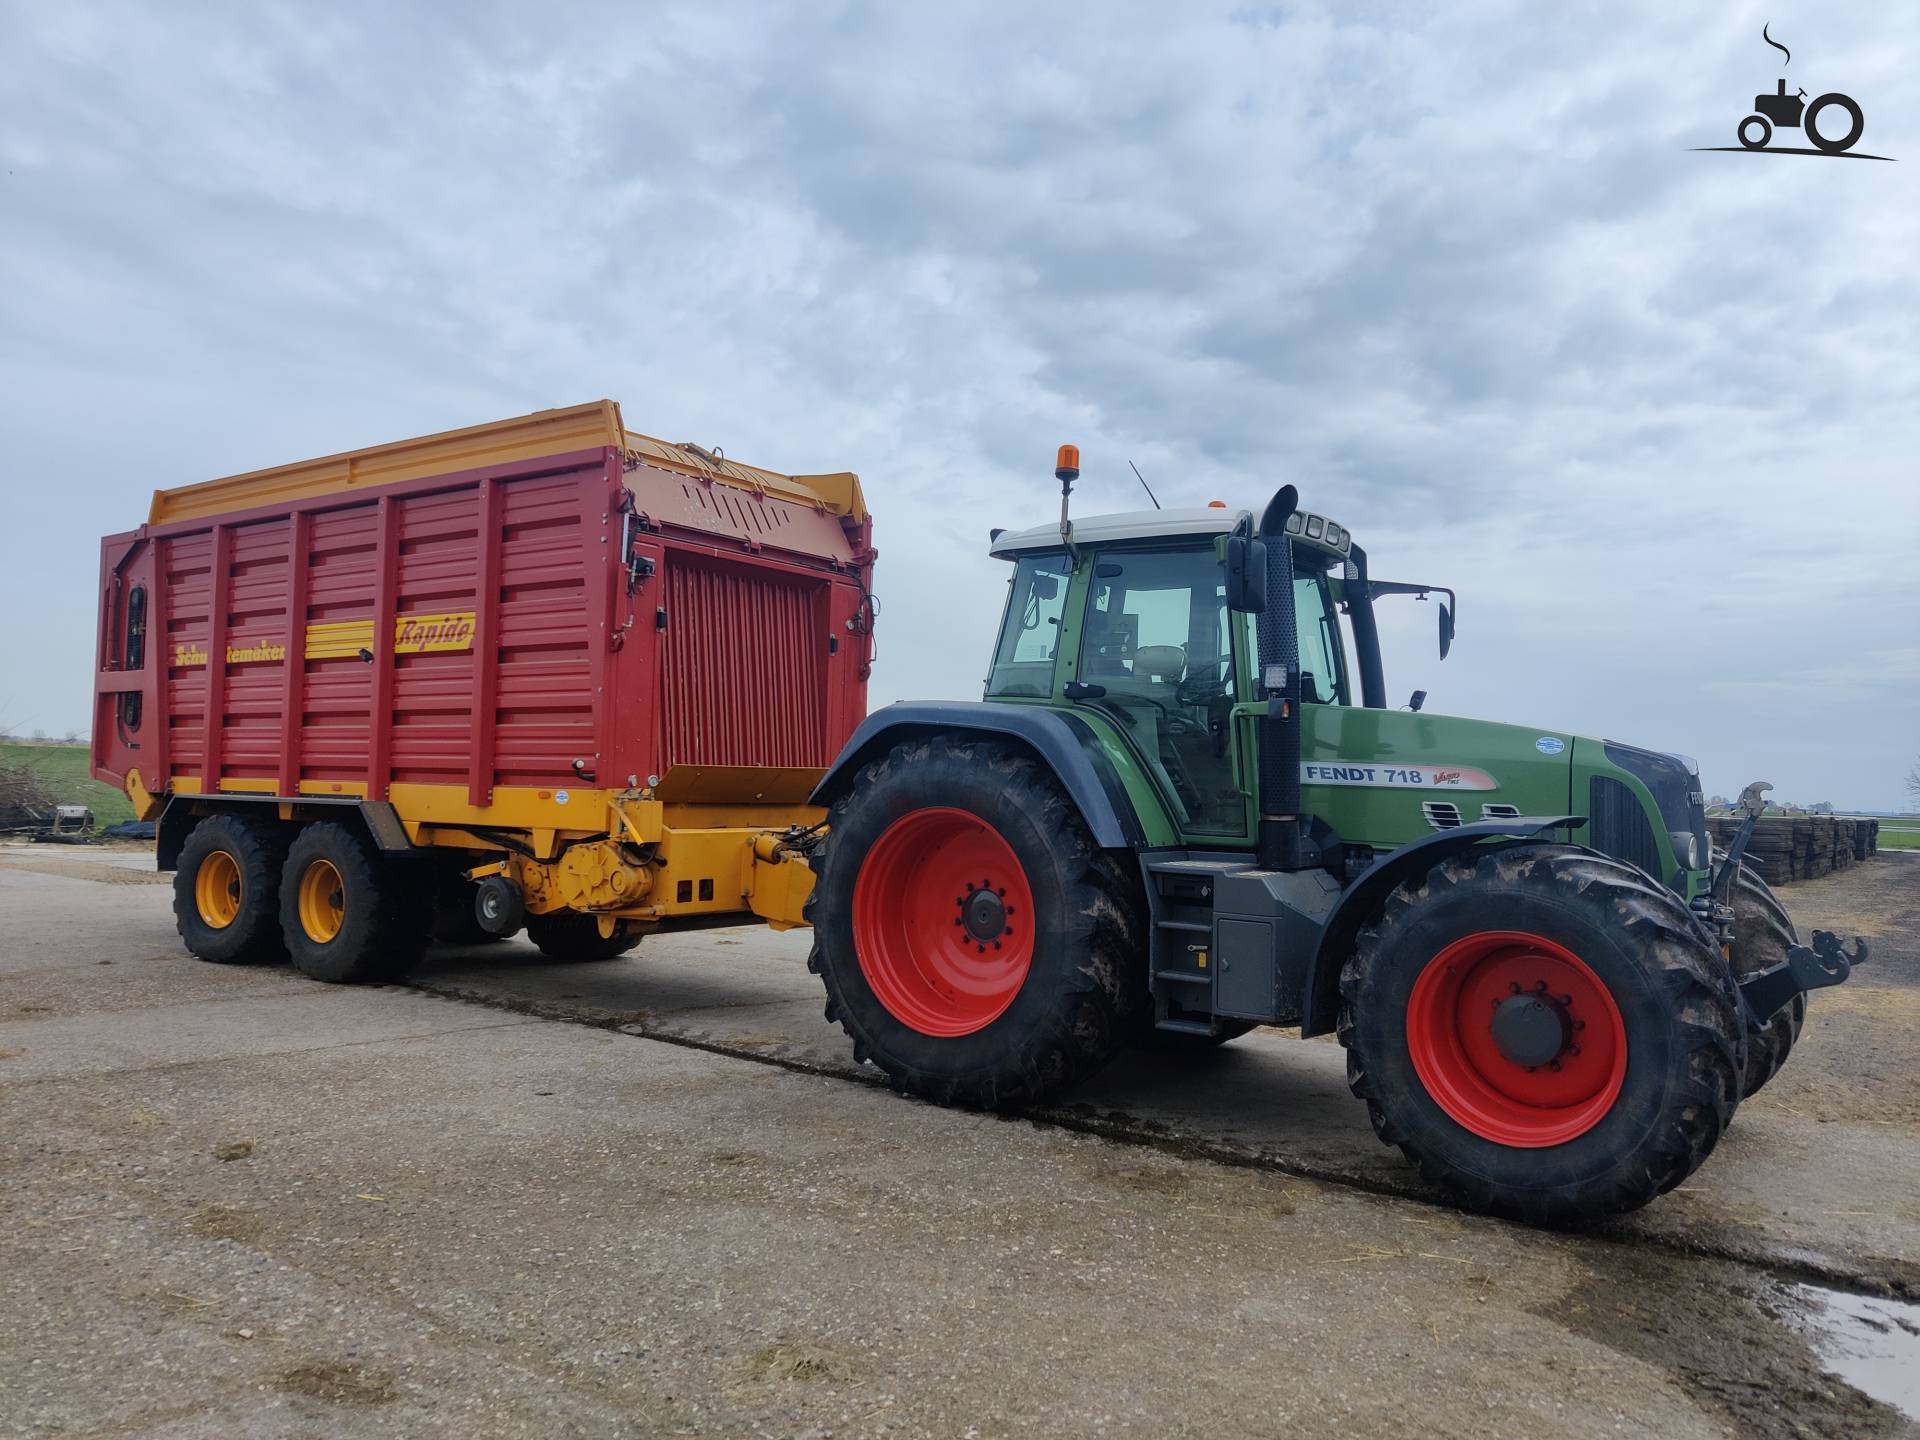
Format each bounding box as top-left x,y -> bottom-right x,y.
1805,90 -> 1865,153
279,822 -> 433,984
804,736 -> 1145,1110
173,814 -> 289,965
524,911 -> 644,962
1339,844 -> 1745,1224
1723,856 -> 1807,1099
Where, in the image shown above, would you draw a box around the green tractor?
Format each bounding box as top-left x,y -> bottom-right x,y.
803,451 -> 1865,1222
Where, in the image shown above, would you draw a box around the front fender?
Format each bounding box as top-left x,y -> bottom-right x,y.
811,702 -> 1146,849
1298,815 -> 1585,1036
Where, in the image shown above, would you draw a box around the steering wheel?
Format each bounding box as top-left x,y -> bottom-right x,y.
1175,655 -> 1231,707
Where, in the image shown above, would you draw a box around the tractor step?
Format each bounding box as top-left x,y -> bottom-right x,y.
1154,1018 -> 1220,1036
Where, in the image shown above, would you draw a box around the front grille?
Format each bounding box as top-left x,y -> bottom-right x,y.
1589,775 -> 1661,877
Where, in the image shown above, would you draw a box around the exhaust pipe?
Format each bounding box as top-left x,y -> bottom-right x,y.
1255,486 -> 1305,871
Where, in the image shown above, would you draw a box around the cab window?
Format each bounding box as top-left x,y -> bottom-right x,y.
1078,546 -> 1243,835
985,552 -> 1071,698
1294,567 -> 1346,705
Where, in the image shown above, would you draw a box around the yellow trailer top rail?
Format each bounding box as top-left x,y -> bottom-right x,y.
147,400 -> 868,526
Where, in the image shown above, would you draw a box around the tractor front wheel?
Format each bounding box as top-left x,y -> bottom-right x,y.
1339,844 -> 1745,1223
1722,854 -> 1807,1099
806,736 -> 1143,1109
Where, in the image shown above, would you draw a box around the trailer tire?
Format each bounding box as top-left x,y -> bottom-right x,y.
1724,856 -> 1807,1099
280,822 -> 433,984
524,912 -> 643,962
174,814 -> 289,965
804,735 -> 1143,1110
433,876 -> 510,946
1339,844 -> 1745,1224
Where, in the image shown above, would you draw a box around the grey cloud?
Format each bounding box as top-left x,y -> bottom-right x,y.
1,0 -> 1916,806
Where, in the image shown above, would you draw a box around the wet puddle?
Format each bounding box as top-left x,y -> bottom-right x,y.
1790,1283 -> 1920,1420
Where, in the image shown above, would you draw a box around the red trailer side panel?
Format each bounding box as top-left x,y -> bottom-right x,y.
93,407 -> 874,826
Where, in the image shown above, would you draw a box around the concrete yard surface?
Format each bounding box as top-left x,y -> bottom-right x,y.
1,846 -> 1915,1438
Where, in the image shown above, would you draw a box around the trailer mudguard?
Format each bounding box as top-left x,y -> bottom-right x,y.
156,794 -> 414,873
1297,815 -> 1586,1037
810,702 -> 1143,849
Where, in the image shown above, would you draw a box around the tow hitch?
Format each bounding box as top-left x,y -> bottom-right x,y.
1738,928 -> 1869,1024
1715,779 -> 1869,1027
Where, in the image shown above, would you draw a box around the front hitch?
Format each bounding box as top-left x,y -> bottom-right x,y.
1738,929 -> 1870,1025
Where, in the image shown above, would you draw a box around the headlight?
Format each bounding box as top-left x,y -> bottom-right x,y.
1671,831 -> 1702,870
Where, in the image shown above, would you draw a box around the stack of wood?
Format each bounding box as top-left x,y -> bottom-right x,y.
1705,815 -> 1879,884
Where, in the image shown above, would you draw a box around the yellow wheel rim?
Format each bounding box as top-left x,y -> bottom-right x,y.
297,858 -> 346,944
195,850 -> 243,929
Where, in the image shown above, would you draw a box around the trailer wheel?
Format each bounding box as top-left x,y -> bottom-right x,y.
173,814 -> 289,964
805,736 -> 1143,1109
432,874 -> 510,946
524,912 -> 643,962
1723,856 -> 1807,1099
279,822 -> 432,984
1339,844 -> 1744,1223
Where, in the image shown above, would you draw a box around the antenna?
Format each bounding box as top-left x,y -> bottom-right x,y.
1128,460 -> 1161,511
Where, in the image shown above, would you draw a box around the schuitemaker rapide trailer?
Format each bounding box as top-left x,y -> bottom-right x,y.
92,401 -> 874,977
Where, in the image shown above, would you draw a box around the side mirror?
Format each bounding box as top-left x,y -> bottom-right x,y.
1225,528 -> 1266,613
1438,602 -> 1454,660
1407,689 -> 1427,713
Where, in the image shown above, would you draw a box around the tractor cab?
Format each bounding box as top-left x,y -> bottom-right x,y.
984,503 -> 1393,847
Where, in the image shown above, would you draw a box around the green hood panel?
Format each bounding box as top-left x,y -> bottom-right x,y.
1300,705 -> 1575,852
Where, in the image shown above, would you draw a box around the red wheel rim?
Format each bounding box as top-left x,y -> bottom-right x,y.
852,808 -> 1036,1037
1405,931 -> 1628,1148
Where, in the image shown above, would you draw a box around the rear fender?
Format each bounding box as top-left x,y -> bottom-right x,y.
811,702 -> 1147,849
1298,815 -> 1585,1036
156,794 -> 413,872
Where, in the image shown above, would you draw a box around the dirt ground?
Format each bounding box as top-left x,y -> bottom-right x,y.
1,846 -> 1915,1438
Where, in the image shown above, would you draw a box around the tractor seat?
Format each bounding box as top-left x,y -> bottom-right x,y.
1131,645 -> 1186,684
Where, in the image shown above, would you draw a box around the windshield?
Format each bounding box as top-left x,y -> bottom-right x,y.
985,552 -> 1071,697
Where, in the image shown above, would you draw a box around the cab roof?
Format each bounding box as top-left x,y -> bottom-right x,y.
988,504 -> 1355,562
989,507 -> 1249,558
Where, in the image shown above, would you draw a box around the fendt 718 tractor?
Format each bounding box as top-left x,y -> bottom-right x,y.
801,449 -> 1864,1223
96,410 -> 1862,1225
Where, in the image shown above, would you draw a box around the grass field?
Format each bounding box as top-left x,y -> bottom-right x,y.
1878,824 -> 1920,851
0,742 -> 135,827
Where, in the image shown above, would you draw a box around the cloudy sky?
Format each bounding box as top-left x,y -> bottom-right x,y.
2,2 -> 1915,808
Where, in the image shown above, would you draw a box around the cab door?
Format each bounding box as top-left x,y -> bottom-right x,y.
1069,544 -> 1252,843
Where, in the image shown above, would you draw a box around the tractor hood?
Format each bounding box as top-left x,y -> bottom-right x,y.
1298,708 -> 1709,895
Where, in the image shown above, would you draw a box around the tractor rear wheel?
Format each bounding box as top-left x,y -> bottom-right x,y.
1339,844 -> 1745,1223
806,736 -> 1143,1109
1722,855 -> 1807,1099
279,822 -> 433,984
173,814 -> 289,965
524,912 -> 644,962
